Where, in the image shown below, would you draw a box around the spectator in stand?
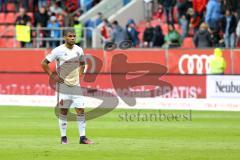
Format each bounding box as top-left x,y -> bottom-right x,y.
49,2 -> 64,15
65,0 -> 79,13
73,16 -> 84,47
220,0 -> 239,14
153,4 -> 164,20
20,0 -> 29,11
210,48 -> 226,74
143,21 -> 154,48
16,7 -> 31,26
84,12 -> 103,47
34,6 -> 49,27
38,0 -> 47,9
152,25 -> 165,47
221,9 -> 237,48
101,19 -> 112,43
164,23 -> 182,48
179,14 -> 188,38
36,23 -> 46,48
15,7 -> 32,47
47,16 -> 61,48
80,0 -> 93,11
193,22 -> 212,48
192,0 -> 207,17
111,20 -> 127,46
205,0 -> 222,31
159,0 -> 176,24
236,19 -> 240,47
187,7 -> 202,34
49,1 -> 67,26
176,0 -> 192,22
126,20 -> 139,47
0,0 -> 7,12
192,0 -> 207,31
34,6 -> 49,47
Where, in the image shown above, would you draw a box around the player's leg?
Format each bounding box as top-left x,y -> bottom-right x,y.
75,108 -> 93,144
59,108 -> 69,144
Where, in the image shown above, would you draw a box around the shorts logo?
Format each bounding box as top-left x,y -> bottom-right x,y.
178,54 -> 214,74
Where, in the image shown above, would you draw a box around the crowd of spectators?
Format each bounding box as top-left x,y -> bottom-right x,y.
1,0 -> 101,48
150,0 -> 240,48
97,0 -> 240,49
2,0 -> 240,49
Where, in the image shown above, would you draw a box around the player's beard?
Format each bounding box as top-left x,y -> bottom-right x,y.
68,41 -> 75,46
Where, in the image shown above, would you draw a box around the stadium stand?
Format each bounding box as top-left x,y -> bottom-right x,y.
0,0 -> 240,49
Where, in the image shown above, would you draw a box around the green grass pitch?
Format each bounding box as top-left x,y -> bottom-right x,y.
0,106 -> 240,160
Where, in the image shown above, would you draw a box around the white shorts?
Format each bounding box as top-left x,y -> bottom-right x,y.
57,83 -> 84,108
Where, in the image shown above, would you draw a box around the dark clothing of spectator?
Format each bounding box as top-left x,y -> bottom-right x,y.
0,0 -> 7,12
20,0 -> 29,11
211,30 -> 222,47
194,29 -> 212,48
177,0 -> 192,18
15,14 -> 31,48
34,12 -> 49,27
152,25 -> 165,47
221,15 -> 237,35
160,0 -> 176,23
126,25 -> 139,47
143,27 -> 154,44
221,0 -> 238,13
221,14 -> 237,48
15,14 -> 31,25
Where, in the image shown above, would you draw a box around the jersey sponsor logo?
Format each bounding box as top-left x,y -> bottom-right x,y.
178,54 -> 214,74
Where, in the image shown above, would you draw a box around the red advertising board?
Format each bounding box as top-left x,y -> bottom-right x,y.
168,49 -> 232,74
0,48 -> 239,74
104,49 -> 166,73
233,50 -> 240,74
0,73 -> 206,98
0,49 -> 47,72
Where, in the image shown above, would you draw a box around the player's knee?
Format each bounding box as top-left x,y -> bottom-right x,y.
60,108 -> 68,115
76,108 -> 84,115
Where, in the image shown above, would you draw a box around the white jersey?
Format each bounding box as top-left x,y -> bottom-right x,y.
46,44 -> 84,86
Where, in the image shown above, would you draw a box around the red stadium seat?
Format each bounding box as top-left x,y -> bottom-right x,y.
182,37 -> 195,48
5,25 -> 15,37
0,25 -> 6,36
0,38 -> 6,47
0,25 -> 15,37
7,3 -> 16,12
0,13 -> 5,23
6,38 -> 16,48
5,13 -> 16,24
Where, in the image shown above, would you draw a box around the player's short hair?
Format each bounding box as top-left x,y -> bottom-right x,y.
63,29 -> 75,36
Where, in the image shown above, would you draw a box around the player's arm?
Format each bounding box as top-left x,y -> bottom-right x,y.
79,61 -> 86,76
41,59 -> 64,83
41,59 -> 53,76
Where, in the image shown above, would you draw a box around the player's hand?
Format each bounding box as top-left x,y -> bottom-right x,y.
50,73 -> 64,83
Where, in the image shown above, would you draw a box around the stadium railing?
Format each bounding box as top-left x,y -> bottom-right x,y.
0,27 -> 105,48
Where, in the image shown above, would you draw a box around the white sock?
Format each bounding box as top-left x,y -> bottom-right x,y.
59,114 -> 67,137
77,113 -> 86,137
